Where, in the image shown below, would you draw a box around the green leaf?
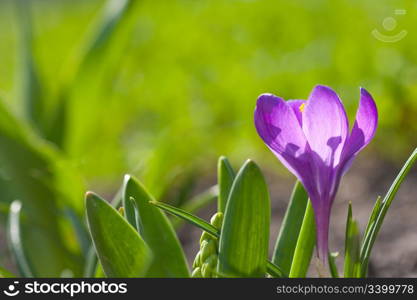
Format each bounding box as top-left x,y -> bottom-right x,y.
362,196 -> 382,241
217,156 -> 235,213
80,0 -> 137,65
344,203 -> 360,278
360,148 -> 417,277
7,201 -> 33,277
0,97 -> 85,276
61,0 -> 141,154
289,200 -> 316,278
123,175 -> 190,277
83,247 -> 98,278
149,201 -> 219,238
344,202 -> 353,255
0,265 -> 16,278
14,0 -> 46,135
151,200 -> 285,277
328,252 -> 339,278
172,185 -> 218,229
272,181 -> 308,275
84,188 -> 125,278
266,261 -> 286,278
86,192 -> 152,277
217,160 -> 270,277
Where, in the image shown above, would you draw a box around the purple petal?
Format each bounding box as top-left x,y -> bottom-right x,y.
287,100 -> 306,126
336,88 -> 378,178
254,94 -> 315,186
301,85 -> 349,260
344,88 -> 378,158
302,85 -> 349,167
255,94 -> 307,155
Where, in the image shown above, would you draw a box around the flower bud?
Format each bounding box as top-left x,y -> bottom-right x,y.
210,212 -> 223,229
192,212 -> 223,278
193,251 -> 202,269
199,231 -> 212,245
200,239 -> 216,262
191,267 -> 202,278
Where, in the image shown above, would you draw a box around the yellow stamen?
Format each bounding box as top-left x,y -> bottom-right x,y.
299,103 -> 306,113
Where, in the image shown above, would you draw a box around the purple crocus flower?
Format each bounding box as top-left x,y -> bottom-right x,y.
254,85 -> 378,260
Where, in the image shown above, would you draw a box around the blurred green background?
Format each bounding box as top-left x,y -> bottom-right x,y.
0,0 -> 416,276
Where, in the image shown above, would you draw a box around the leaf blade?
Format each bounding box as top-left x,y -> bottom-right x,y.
14,0 -> 46,134
344,203 -> 360,278
217,156 -> 235,213
7,201 -> 33,277
360,148 -> 417,277
272,181 -> 308,275
86,192 -> 152,277
217,160 -> 270,277
0,265 -> 16,278
149,201 -> 219,238
150,200 -> 285,277
0,97 -> 85,277
289,200 -> 316,278
328,252 -> 339,278
123,175 -> 190,277
172,185 -> 218,229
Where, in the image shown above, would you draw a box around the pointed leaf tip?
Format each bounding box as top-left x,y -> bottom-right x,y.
218,159 -> 270,277
122,175 -> 190,277
86,192 -> 152,277
217,156 -> 235,213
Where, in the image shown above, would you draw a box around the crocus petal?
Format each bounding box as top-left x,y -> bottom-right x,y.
302,85 -> 349,167
344,88 -> 378,159
287,100 -> 305,126
254,94 -> 313,181
255,94 -> 307,155
336,88 -> 378,179
300,85 -> 349,260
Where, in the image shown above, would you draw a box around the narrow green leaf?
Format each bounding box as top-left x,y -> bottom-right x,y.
95,263 -> 106,278
344,202 -> 353,256
86,192 -> 152,277
84,188 -> 125,278
149,201 -> 219,238
344,203 -> 360,278
360,195 -> 382,263
360,148 -> 417,277
362,196 -> 382,242
60,0 -> 141,152
14,0 -> 46,134
289,200 -> 316,278
7,201 -> 33,277
217,156 -> 235,213
151,200 -> 285,277
218,160 -> 270,277
266,261 -> 286,278
0,265 -> 16,278
123,175 -> 190,277
81,0 -> 137,65
328,252 -> 339,278
0,97 -> 85,277
272,181 -> 308,275
172,185 -> 218,229
83,247 -> 98,278
64,207 -> 90,257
